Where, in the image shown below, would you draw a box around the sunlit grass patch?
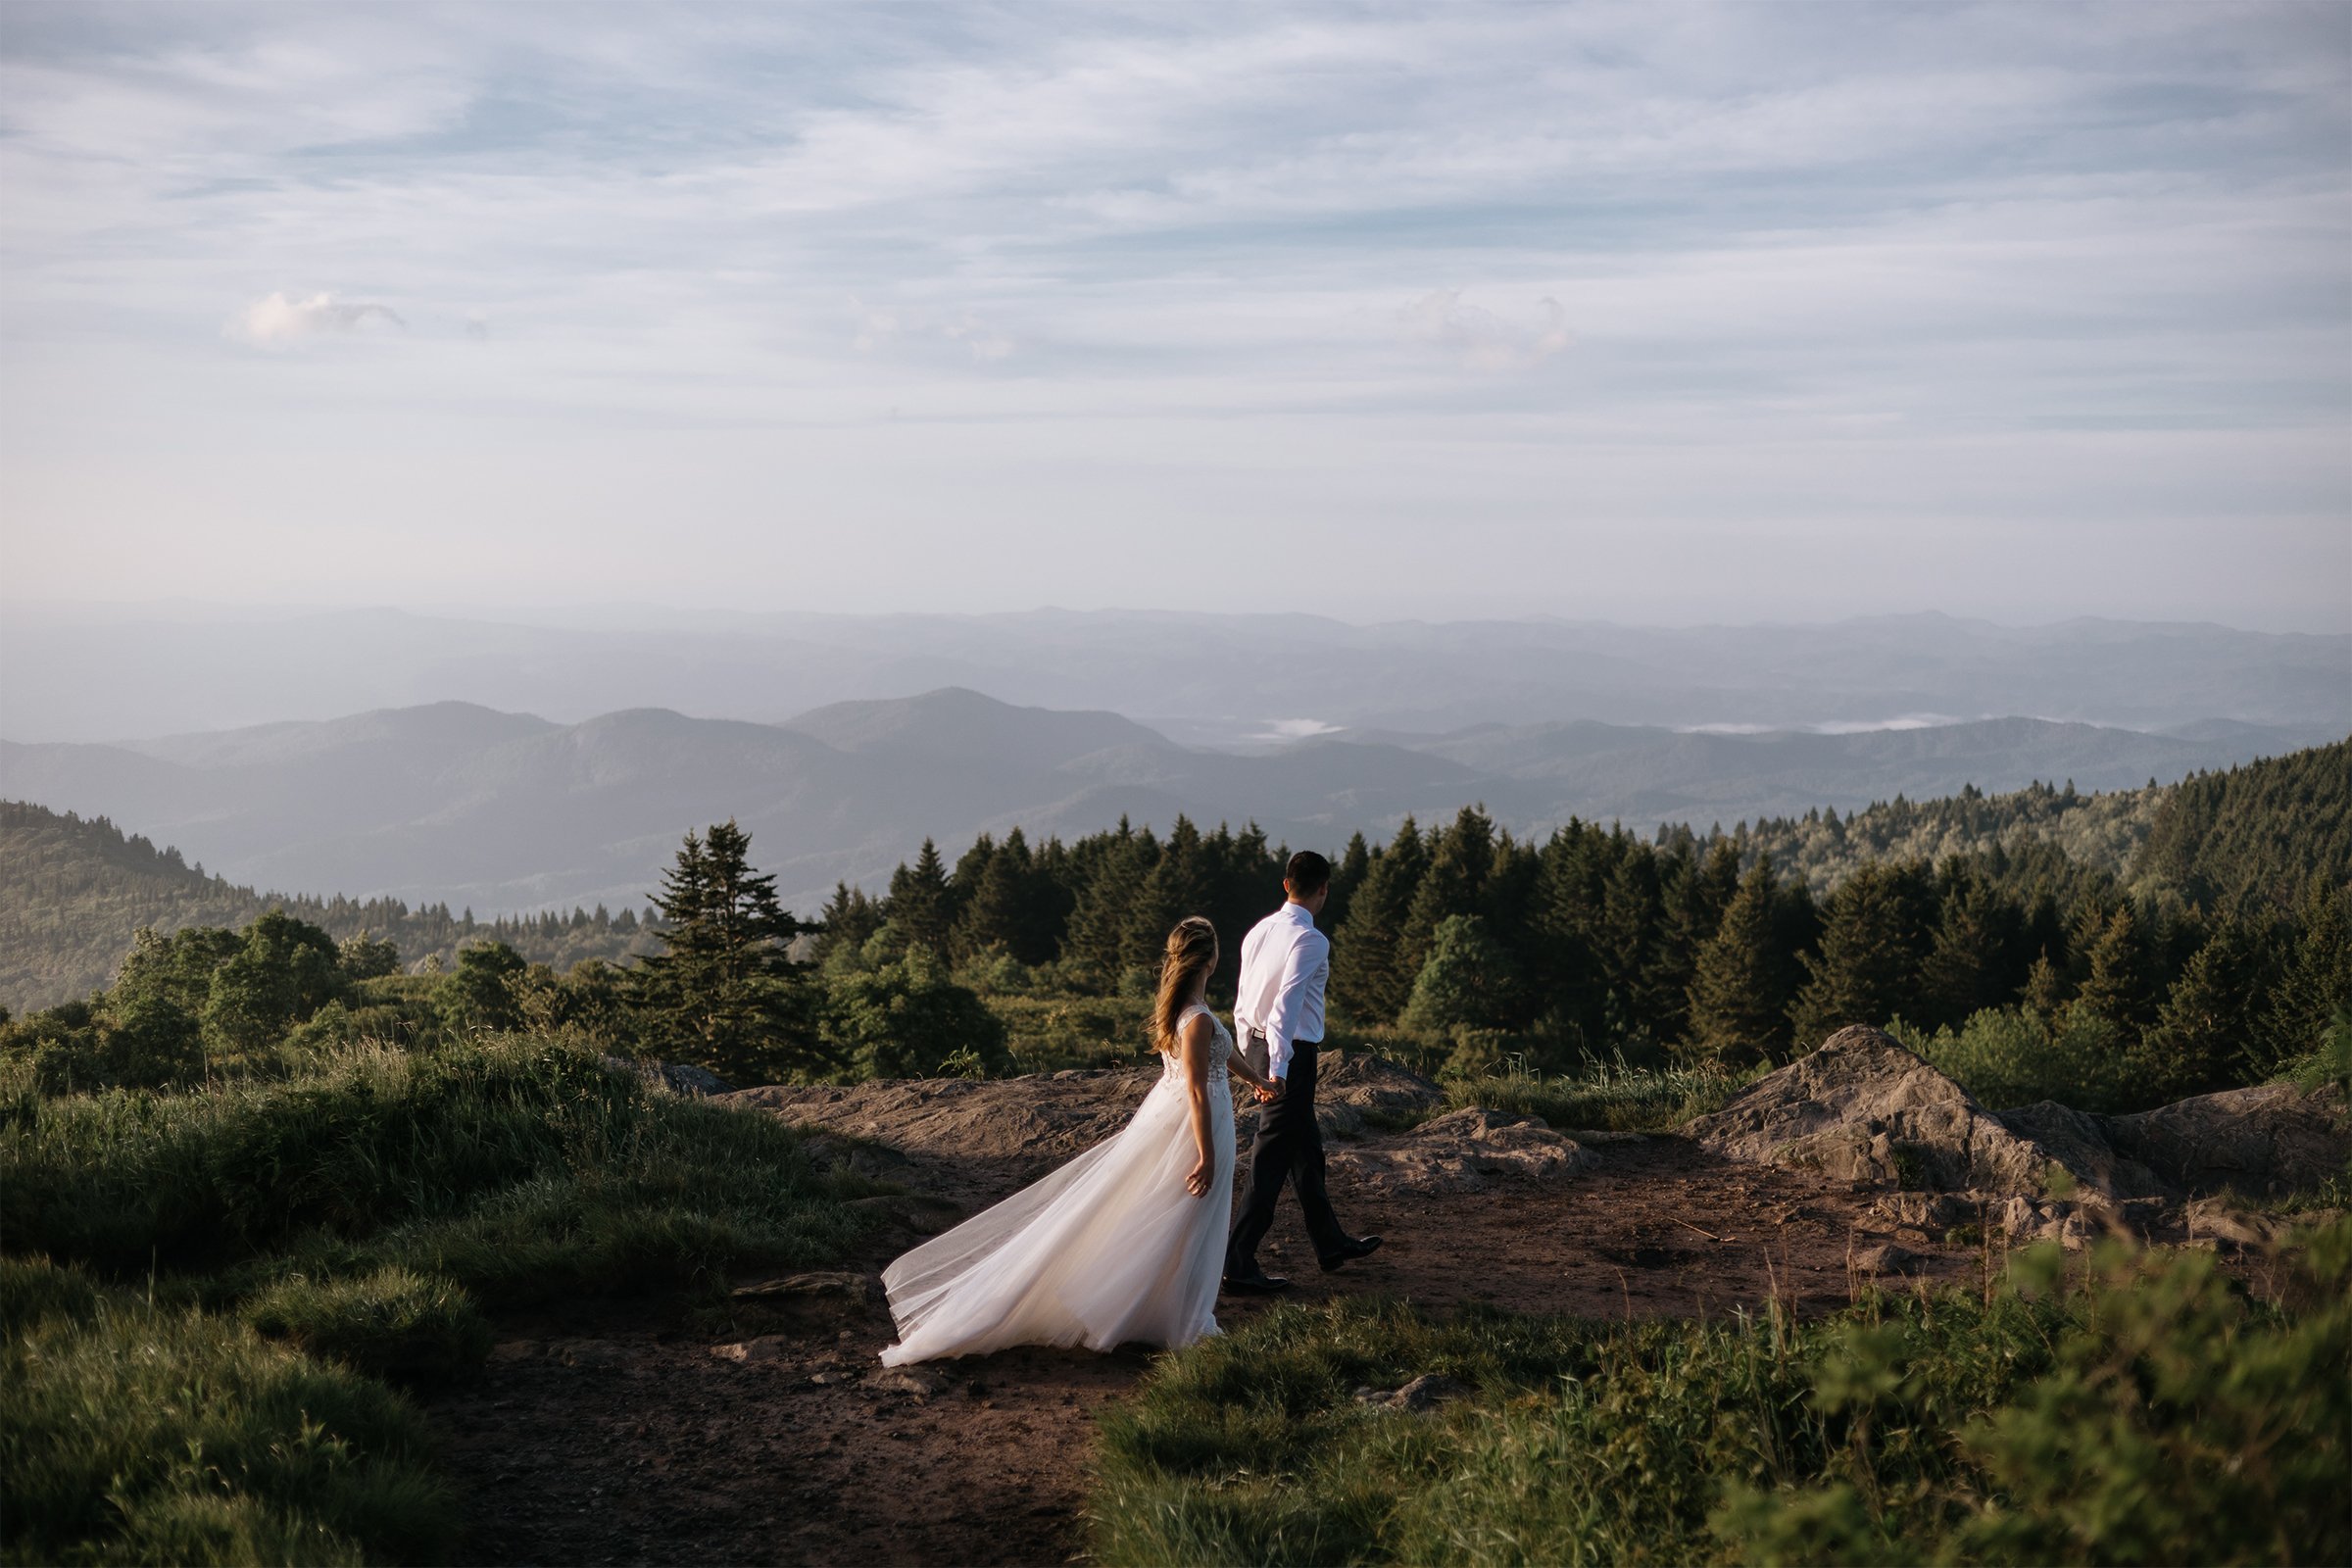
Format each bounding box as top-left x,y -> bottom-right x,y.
1093,1222 -> 2352,1566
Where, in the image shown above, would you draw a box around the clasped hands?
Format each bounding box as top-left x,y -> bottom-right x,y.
1251,1078 -> 1284,1104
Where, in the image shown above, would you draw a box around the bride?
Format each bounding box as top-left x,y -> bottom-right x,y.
878,916 -> 1279,1365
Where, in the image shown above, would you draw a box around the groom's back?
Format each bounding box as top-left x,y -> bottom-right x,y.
1234,903 -> 1327,1035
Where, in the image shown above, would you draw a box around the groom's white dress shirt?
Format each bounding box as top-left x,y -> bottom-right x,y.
1234,901 -> 1329,1081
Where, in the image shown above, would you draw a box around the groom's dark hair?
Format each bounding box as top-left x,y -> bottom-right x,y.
1284,850 -> 1332,898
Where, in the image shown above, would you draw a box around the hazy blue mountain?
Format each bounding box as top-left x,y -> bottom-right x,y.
6,603 -> 2344,746
3,687 -> 2336,922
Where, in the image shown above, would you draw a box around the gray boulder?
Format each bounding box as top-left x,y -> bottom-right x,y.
2104,1080 -> 2349,1199
1681,1026 -> 2057,1196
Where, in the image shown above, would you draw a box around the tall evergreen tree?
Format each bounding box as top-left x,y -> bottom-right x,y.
1397,807 -> 1494,981
1788,862 -> 1930,1050
636,821 -> 816,1082
2259,879 -> 2352,1073
1123,815 -> 1213,972
2071,904 -> 2157,1031
2138,923 -> 2264,1102
1332,817 -> 1426,1024
1325,831 -> 1373,935
952,827 -> 1058,965
887,838 -> 954,956
1061,820 -> 1159,988
1919,859 -> 2030,1030
1686,858 -> 1796,1066
812,882 -> 883,966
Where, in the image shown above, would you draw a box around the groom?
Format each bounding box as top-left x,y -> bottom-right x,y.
1223,851 -> 1382,1295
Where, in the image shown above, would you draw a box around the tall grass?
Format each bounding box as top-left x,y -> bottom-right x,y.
1092,1221 -> 2352,1566
1443,1054 -> 1747,1132
1,1036 -> 876,1300
3,1034 -> 883,1564
2,1256 -> 458,1568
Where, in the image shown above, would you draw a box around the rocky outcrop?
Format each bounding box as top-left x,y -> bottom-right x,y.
2104,1080 -> 2349,1199
1327,1107 -> 1592,1196
1682,1027 -> 2058,1196
1686,1026 -> 2350,1250
1239,1050 -> 1449,1144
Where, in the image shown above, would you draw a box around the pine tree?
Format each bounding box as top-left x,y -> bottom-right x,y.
1397,807 -> 1494,981
2138,923 -> 2263,1101
1325,831 -> 1373,934
952,827 -> 1056,965
1398,914 -> 1523,1038
1061,820 -> 1158,988
2072,904 -> 2156,1031
635,821 -> 816,1082
813,882 -> 883,966
2259,879 -> 2352,1073
1686,859 -> 1795,1067
887,838 -> 954,956
1919,860 -> 2029,1030
1788,862 -> 1930,1050
1332,817 -> 1426,1024
1123,815 -> 1213,970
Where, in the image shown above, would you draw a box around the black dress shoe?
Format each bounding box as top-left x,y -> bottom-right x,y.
1319,1235 -> 1383,1272
1221,1270 -> 1292,1295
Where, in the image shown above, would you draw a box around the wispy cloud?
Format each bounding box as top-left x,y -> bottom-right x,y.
228,291 -> 405,346
0,3 -> 2342,627
1396,291 -> 1572,373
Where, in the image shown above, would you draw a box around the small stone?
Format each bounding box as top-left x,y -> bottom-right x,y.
710,1336 -> 789,1363
871,1366 -> 948,1399
1386,1374 -> 1472,1412
1850,1243 -> 1923,1275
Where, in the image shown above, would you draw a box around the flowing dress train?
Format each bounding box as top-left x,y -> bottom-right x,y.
878,1004 -> 1235,1365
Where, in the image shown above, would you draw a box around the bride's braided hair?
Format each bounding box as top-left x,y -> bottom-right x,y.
1151,916 -> 1220,1054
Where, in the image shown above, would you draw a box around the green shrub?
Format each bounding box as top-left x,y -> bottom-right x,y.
822,951 -> 1008,1079
983,991 -> 1154,1073
242,1267 -> 491,1386
1910,1003 -> 2141,1111
1,1258 -> 457,1567
1093,1221 -> 2352,1567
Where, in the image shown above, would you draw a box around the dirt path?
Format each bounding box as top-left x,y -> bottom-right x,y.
426,1073 -> 1980,1566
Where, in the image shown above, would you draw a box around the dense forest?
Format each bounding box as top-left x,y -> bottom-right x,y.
6,740 -> 2344,1119
0,801 -> 661,1013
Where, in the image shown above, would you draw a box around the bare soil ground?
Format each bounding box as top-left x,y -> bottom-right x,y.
425,1069 -> 1980,1567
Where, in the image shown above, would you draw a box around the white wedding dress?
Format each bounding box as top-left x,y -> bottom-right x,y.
878,1004 -> 1236,1365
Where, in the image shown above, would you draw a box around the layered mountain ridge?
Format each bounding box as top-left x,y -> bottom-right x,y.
4,686 -> 2338,921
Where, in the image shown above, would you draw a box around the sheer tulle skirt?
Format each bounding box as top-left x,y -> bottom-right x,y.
879,1072 -> 1234,1365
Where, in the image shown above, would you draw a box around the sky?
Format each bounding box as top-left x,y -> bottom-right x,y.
2,2 -> 2347,630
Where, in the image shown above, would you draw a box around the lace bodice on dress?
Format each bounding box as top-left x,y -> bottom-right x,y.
1160,1004 -> 1234,1085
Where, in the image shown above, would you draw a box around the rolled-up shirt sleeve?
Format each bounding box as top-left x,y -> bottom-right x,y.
1264,931 -> 1328,1079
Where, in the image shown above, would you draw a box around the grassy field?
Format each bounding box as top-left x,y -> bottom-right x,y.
1091,1223 -> 2352,1567
1440,1055 -> 1748,1132
0,1035 -> 882,1565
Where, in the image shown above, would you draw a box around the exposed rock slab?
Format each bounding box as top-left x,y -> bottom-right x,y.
2105,1080 -> 2350,1199
1681,1027 -> 2058,1196
1328,1107 -> 1592,1196
1685,1026 -> 2349,1250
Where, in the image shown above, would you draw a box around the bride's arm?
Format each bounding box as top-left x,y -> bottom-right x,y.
1180,1012 -> 1217,1199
